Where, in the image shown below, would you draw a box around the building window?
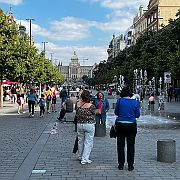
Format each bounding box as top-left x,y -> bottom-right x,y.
154,11 -> 157,19
151,14 -> 153,22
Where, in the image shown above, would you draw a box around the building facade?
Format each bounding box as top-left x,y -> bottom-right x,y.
145,0 -> 180,31
133,6 -> 147,43
107,34 -> 126,61
124,26 -> 134,48
57,51 -> 94,81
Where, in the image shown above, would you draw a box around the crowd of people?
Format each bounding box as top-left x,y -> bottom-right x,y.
3,83 -> 180,172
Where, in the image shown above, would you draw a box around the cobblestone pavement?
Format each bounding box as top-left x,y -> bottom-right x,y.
0,97 -> 180,180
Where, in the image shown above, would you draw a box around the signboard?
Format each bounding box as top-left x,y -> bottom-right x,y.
164,72 -> 171,83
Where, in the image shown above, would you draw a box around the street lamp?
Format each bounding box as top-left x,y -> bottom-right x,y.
26,18 -> 35,45
42,41 -> 48,58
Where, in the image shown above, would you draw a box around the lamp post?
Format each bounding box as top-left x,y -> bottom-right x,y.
50,52 -> 54,64
42,41 -> 48,58
26,18 -> 35,45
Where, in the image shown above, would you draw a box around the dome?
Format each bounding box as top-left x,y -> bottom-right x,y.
71,51 -> 78,60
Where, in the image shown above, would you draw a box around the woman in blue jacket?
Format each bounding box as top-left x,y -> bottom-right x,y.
93,91 -> 109,124
27,87 -> 38,117
114,86 -> 140,171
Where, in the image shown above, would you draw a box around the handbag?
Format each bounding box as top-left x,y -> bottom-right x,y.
72,136 -> 78,154
110,125 -> 116,138
73,115 -> 77,124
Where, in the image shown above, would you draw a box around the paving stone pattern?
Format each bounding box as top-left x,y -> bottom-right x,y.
0,98 -> 179,180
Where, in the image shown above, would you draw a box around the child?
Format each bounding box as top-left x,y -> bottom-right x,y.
38,94 -> 45,117
17,94 -> 21,114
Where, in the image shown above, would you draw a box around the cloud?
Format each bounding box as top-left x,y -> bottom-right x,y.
0,0 -> 23,5
78,0 -> 149,33
82,0 -> 149,10
15,0 -> 149,66
49,17 -> 97,41
35,42 -> 107,66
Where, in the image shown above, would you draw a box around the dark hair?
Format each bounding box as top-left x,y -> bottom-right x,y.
30,87 -> 35,94
96,91 -> 104,99
120,86 -> 133,98
41,94 -> 45,98
81,90 -> 90,103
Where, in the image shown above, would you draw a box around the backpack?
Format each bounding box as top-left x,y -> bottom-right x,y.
47,94 -> 52,101
52,90 -> 56,99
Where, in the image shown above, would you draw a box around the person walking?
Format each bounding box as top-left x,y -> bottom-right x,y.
148,94 -> 155,111
167,85 -> 173,102
16,93 -> 21,114
59,86 -> 68,104
93,91 -> 109,124
51,87 -> 57,112
114,86 -> 140,171
10,86 -> 17,103
76,90 -> 96,164
45,87 -> 52,114
27,87 -> 38,117
38,94 -> 46,117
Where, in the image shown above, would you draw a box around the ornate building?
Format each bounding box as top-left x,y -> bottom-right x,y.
145,0 -> 180,31
57,51 -> 94,81
133,6 -> 147,44
107,34 -> 126,61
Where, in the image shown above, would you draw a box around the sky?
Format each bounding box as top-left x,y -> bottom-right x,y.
0,0 -> 149,66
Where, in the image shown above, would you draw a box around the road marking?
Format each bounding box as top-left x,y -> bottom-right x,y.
32,170 -> 46,174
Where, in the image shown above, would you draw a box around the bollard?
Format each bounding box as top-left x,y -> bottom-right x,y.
157,139 -> 176,163
94,124 -> 106,137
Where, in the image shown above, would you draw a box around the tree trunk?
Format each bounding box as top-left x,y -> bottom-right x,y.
0,82 -> 3,107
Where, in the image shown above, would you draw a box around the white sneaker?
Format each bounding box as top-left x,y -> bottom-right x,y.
31,114 -> 34,117
81,159 -> 92,164
18,112 -> 20,114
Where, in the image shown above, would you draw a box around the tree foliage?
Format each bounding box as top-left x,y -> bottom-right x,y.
92,14 -> 180,86
0,8 -> 64,84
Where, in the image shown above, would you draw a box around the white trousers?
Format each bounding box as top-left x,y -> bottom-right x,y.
77,123 -> 95,161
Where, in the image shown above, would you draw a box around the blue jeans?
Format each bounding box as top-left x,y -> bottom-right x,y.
95,113 -> 106,124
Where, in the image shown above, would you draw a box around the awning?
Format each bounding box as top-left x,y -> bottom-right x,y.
1,81 -> 19,85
